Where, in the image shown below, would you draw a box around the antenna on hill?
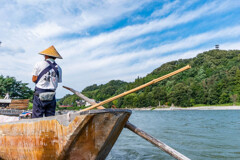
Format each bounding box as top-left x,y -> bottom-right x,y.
215,44 -> 219,50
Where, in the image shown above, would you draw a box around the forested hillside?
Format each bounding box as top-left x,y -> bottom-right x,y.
0,76 -> 33,99
59,49 -> 240,107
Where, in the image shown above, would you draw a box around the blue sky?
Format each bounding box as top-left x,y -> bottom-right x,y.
0,0 -> 240,98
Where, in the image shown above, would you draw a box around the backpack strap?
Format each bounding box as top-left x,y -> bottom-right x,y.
46,61 -> 59,78
35,60 -> 59,84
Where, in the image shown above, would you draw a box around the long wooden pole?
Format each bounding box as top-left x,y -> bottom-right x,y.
63,86 -> 191,160
62,88 -> 105,110
125,122 -> 190,160
79,65 -> 191,112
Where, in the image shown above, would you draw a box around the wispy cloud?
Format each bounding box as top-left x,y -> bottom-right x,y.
63,25 -> 240,75
0,0 -> 240,97
151,0 -> 180,17
63,0 -> 237,59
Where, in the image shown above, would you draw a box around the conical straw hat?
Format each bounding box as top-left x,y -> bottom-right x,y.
39,45 -> 63,59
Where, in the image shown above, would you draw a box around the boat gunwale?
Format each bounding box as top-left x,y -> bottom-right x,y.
0,109 -> 132,126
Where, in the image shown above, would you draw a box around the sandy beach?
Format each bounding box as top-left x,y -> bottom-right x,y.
131,106 -> 240,111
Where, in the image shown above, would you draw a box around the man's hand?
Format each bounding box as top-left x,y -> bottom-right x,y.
32,76 -> 38,83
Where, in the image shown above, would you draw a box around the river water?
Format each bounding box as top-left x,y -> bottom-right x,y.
107,110 -> 240,160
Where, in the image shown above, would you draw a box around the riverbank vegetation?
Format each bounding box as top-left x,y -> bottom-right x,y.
59,49 -> 240,107
0,76 -> 33,99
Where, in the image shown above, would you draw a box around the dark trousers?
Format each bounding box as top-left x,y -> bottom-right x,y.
32,95 -> 56,118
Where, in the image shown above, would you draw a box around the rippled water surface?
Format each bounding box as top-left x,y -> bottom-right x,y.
107,110 -> 240,160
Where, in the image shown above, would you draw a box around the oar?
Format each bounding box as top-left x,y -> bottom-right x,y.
79,65 -> 191,112
63,86 -> 191,160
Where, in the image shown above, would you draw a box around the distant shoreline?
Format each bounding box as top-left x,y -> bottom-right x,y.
130,106 -> 240,110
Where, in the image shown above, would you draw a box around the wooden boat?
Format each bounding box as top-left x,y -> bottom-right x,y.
0,109 -> 131,160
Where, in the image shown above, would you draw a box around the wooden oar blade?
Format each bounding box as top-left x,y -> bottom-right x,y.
63,86 -> 105,109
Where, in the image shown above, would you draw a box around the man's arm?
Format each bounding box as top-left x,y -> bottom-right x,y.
32,62 -> 39,83
32,76 -> 38,83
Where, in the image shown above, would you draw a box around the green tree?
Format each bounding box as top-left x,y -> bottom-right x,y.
0,76 -> 33,99
190,82 -> 204,104
137,92 -> 148,108
219,92 -> 230,104
152,86 -> 167,106
59,49 -> 240,108
169,83 -> 192,107
123,93 -> 137,107
233,68 -> 240,96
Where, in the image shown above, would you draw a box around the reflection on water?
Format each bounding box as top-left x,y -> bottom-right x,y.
107,110 -> 240,160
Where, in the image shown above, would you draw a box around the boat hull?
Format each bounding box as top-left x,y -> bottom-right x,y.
0,109 -> 131,160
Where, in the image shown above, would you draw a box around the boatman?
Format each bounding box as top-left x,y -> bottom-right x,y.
32,45 -> 62,118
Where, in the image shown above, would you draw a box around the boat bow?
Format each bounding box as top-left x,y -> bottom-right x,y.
0,109 -> 131,160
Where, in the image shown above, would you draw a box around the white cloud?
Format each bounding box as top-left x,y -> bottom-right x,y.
220,42 -> 240,50
62,0 -> 237,59
0,0 -> 240,98
31,22 -> 68,38
62,25 -> 240,75
151,0 -> 180,17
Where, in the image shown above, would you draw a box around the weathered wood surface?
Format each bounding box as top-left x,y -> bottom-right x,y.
8,103 -> 28,107
80,65 -> 191,112
11,99 -> 29,104
63,86 -> 191,160
6,106 -> 28,110
0,109 -> 131,160
7,99 -> 29,110
0,99 -> 29,110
